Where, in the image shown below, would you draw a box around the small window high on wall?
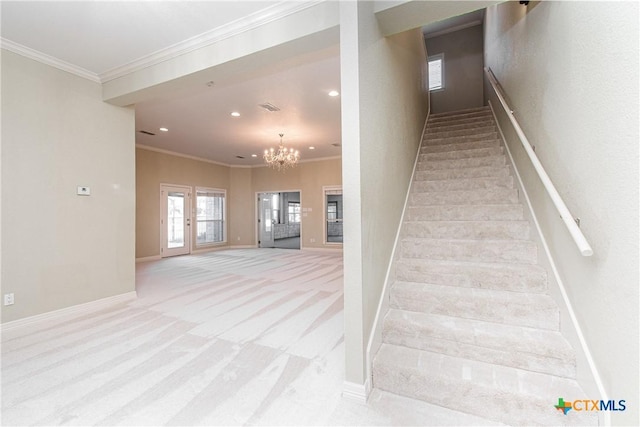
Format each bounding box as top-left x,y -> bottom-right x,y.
428,53 -> 444,91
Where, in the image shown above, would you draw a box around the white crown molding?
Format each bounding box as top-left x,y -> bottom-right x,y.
136,144 -> 233,167
136,143 -> 341,169
424,20 -> 482,39
1,37 -> 100,83
99,0 -> 324,83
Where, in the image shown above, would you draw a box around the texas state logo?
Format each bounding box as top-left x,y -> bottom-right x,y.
554,397 -> 626,415
555,398 -> 573,414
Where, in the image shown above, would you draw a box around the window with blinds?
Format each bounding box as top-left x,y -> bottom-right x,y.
428,53 -> 444,91
196,188 -> 225,245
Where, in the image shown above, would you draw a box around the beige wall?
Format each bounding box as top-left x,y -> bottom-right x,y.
340,0 -> 429,387
248,159 -> 343,249
426,24 -> 484,114
136,147 -> 231,258
136,147 -> 342,258
228,167 -> 254,246
1,50 -> 136,323
484,2 -> 639,424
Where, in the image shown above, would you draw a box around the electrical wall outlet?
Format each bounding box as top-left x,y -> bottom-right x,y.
310,238 -> 316,243
4,293 -> 15,306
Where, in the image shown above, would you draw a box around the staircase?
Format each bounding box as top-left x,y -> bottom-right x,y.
372,107 -> 598,426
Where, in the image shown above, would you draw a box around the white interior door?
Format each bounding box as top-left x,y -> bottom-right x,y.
258,193 -> 275,248
161,185 -> 191,257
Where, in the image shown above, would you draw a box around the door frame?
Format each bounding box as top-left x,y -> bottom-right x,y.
323,185 -> 343,246
255,189 -> 302,248
160,183 -> 192,257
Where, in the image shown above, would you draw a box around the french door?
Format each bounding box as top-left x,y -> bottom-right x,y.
258,193 -> 276,248
161,184 -> 191,257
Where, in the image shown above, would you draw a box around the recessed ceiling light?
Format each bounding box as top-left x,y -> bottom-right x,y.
309,146 -> 315,150
206,81 -> 215,87
231,112 -> 240,117
328,90 -> 340,97
251,154 -> 258,158
159,127 -> 168,132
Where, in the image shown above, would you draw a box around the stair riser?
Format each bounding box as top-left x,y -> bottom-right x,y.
390,291 -> 557,330
410,188 -> 518,206
421,139 -> 501,154
417,155 -> 505,171
427,120 -> 495,132
401,239 -> 537,264
427,125 -> 497,139
395,261 -> 546,293
426,132 -> 498,146
429,110 -> 493,123
382,318 -> 576,378
430,106 -> 490,116
415,166 -> 510,181
420,146 -> 504,161
412,176 -> 513,192
402,221 -> 530,240
405,204 -> 524,221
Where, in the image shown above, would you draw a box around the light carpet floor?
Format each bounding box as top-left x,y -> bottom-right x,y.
2,248 -> 501,426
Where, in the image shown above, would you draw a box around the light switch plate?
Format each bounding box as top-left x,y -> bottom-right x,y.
77,186 -> 91,196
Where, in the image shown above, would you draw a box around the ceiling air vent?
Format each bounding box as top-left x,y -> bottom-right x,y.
236,155 -> 245,159
332,143 -> 342,147
258,102 -> 280,112
138,130 -> 156,136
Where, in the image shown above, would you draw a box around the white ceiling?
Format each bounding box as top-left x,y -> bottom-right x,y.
0,1 -> 282,76
1,1 -> 342,166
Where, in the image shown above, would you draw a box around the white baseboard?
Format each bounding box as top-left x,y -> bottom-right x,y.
488,100 -> 607,421
135,255 -> 161,263
229,245 -> 258,249
301,246 -> 343,252
342,379 -> 371,404
0,291 -> 137,334
366,110 -> 430,388
191,245 -> 230,254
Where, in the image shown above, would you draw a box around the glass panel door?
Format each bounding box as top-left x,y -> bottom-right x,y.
258,193 -> 275,248
161,185 -> 191,257
324,187 -> 343,244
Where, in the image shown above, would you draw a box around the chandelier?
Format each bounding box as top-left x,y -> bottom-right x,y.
264,133 -> 300,171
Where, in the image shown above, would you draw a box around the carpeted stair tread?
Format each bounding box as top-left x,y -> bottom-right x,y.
415,165 -> 511,181
427,119 -> 496,132
373,344 -> 598,426
382,309 -> 576,378
401,237 -> 537,264
405,203 -> 524,221
421,139 -> 501,154
394,258 -> 547,292
426,131 -> 499,146
410,187 -> 519,205
389,281 -> 557,329
420,146 -> 504,161
412,175 -> 513,192
402,220 -> 530,240
427,125 -> 497,139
